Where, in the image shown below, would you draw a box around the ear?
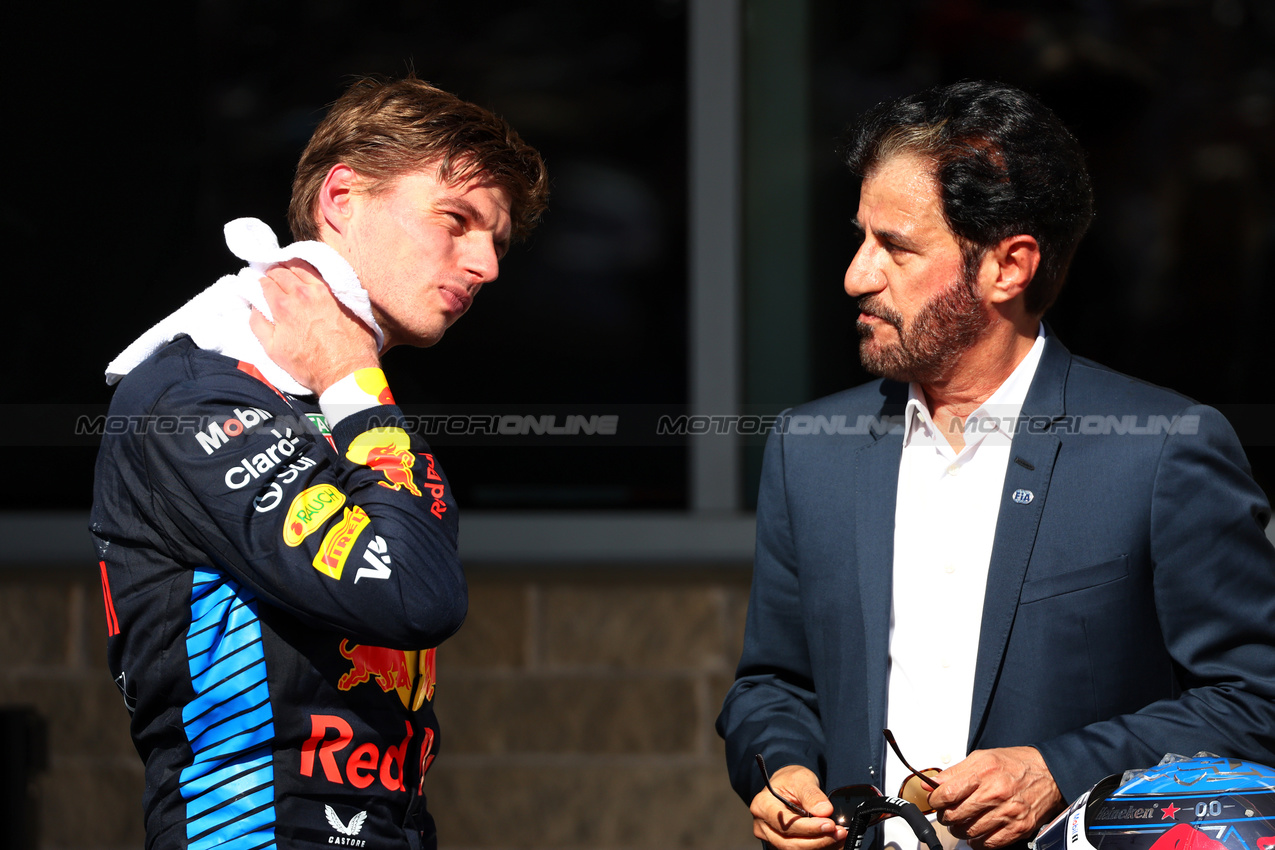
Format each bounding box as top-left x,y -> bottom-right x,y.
985,234 -> 1040,306
317,163 -> 362,236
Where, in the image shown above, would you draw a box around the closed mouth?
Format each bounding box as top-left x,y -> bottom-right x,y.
440,284 -> 473,313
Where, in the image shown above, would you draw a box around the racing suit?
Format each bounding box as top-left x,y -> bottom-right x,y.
91,336 -> 466,849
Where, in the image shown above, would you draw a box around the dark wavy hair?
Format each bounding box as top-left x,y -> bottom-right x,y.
289,76 -> 548,244
842,81 -> 1094,314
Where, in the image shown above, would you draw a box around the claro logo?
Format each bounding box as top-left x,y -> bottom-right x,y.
300,714 -> 413,792
224,429 -> 303,490
284,484 -> 346,547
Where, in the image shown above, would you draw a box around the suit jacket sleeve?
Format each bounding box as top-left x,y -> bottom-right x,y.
1034,403 -> 1275,801
717,424 -> 829,804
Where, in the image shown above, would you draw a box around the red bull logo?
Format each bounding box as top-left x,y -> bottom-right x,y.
300,714 -> 412,792
338,641 -> 436,710
417,726 -> 436,793
346,428 -> 421,497
366,444 -> 421,496
422,453 -> 447,519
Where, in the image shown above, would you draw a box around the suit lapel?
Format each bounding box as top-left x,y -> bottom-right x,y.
968,334 -> 1070,748
856,382 -> 907,742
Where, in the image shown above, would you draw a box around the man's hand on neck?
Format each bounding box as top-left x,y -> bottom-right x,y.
249,259 -> 382,397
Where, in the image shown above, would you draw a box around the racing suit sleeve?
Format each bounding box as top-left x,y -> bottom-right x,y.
137,364 -> 466,649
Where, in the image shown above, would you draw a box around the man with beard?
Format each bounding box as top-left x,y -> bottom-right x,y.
717,81 -> 1275,850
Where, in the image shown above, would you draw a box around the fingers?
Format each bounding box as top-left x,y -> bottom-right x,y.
939,805 -> 1027,850
259,261 -> 319,309
928,748 -> 1063,850
261,260 -> 335,310
782,766 -> 835,819
266,258 -> 323,286
749,766 -> 847,850
261,261 -> 373,335
899,770 -> 941,810
251,261 -> 380,395
750,803 -> 847,850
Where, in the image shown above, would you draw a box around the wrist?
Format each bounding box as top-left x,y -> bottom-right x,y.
319,367 -> 396,427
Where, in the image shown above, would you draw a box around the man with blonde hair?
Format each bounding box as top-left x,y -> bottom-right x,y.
92,76 -> 547,849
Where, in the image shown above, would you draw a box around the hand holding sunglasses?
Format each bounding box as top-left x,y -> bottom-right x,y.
755,747 -> 943,850
883,728 -> 943,812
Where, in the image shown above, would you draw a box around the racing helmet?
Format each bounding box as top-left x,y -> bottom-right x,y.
1033,756 -> 1275,850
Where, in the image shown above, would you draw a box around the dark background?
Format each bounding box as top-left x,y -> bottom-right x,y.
13,1 -> 689,511
10,0 -> 1274,511
802,0 -> 1275,499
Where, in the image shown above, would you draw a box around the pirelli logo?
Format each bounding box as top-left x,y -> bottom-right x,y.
312,507 -> 371,580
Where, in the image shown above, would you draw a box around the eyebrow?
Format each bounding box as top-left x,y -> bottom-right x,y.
852,218 -> 918,252
441,196 -> 512,255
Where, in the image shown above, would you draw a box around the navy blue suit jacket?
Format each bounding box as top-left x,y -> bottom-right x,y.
718,335 -> 1275,813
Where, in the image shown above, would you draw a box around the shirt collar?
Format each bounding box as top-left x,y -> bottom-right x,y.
903,323 -> 1047,447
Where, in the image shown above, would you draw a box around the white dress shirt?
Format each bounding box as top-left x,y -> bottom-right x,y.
882,326 -> 1046,850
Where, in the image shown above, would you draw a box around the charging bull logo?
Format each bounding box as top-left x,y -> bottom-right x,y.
338,640 -> 437,710
346,428 -> 449,519
346,428 -> 421,497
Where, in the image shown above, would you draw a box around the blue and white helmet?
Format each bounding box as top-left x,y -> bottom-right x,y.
1033,756 -> 1275,850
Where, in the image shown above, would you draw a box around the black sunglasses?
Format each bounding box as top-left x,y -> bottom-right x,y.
754,751 -> 942,850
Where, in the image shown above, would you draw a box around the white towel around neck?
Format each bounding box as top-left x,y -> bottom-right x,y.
104,217 -> 383,397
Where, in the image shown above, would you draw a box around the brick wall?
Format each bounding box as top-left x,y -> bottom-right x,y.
0,568 -> 143,849
0,564 -> 757,850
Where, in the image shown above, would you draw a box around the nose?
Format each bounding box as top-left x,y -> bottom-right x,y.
843,240 -> 884,298
463,233 -> 501,285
